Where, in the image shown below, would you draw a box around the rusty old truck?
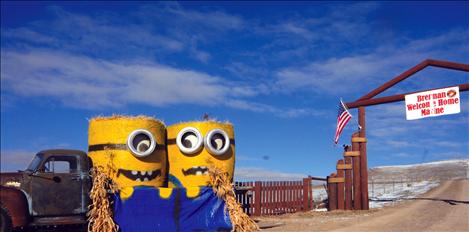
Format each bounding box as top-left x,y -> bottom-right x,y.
0,149 -> 91,232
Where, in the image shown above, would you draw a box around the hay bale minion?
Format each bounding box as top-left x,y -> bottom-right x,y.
166,121 -> 258,231
88,116 -> 167,190
167,121 -> 235,190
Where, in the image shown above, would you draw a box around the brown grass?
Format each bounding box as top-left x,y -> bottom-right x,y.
87,165 -> 119,232
209,167 -> 259,232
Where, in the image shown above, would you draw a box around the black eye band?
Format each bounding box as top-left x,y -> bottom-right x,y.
166,139 -> 235,145
88,143 -> 165,152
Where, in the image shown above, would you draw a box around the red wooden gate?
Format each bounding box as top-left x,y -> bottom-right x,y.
235,178 -> 313,216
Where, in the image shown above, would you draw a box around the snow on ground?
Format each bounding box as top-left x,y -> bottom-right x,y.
313,187 -> 328,203
369,180 -> 440,208
312,180 -> 441,209
374,159 -> 468,170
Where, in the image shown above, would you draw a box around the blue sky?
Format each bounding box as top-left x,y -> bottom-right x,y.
1,1 -> 468,180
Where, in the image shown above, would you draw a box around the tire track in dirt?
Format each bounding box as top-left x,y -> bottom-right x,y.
331,179 -> 468,232
259,179 -> 469,231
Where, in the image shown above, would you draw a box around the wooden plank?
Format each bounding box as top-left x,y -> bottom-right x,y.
337,164 -> 353,169
286,181 -> 290,212
352,137 -> 367,143
275,181 -> 278,214
346,60 -> 469,108
249,182 -> 253,214
265,181 -> 269,215
268,182 -> 272,214
254,181 -> 262,216
296,181 -> 303,211
302,178 -> 310,211
328,177 -> 345,183
283,182 -> 287,213
282,181 -> 286,213
250,182 -> 255,215
328,173 -> 338,211
310,176 -> 327,181
291,181 -> 295,213
280,181 -> 284,213
347,83 -> 469,108
294,181 -> 298,212
344,151 -> 360,157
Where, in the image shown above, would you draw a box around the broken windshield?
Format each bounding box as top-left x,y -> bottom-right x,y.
26,153 -> 44,172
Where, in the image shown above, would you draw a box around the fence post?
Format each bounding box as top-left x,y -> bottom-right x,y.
327,173 -> 338,211
254,181 -> 262,216
358,107 -> 369,210
302,178 -> 312,211
352,132 -> 362,210
344,151 -> 353,210
336,160 -> 345,210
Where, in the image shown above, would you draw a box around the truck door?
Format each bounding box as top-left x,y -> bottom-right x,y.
31,155 -> 84,216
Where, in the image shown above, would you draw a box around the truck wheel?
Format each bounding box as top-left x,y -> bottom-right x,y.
0,205 -> 13,232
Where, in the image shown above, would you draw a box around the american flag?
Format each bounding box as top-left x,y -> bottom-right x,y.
334,99 -> 352,144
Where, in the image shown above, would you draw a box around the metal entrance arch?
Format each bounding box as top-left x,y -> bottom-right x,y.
344,59 -> 469,210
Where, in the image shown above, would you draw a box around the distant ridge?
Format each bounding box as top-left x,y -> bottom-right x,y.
369,159 -> 468,182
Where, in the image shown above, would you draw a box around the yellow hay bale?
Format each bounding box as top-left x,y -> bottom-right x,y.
88,115 -> 167,189
91,114 -> 165,125
167,121 -> 235,188
209,167 -> 259,232
170,119 -> 232,127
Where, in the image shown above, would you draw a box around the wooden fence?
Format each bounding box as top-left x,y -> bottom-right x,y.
234,178 -> 313,216
327,132 -> 368,210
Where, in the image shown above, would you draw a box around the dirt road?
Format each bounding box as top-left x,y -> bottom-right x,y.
258,179 -> 469,231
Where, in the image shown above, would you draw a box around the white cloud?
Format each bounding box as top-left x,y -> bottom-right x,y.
3,8 -> 184,56
226,99 -> 326,118
1,49 -> 321,118
367,102 -> 468,139
0,150 -> 35,172
160,3 -> 244,31
3,28 -> 59,44
275,30 -> 469,95
0,49 -> 230,108
1,4 -> 245,63
235,167 -> 306,181
384,139 -> 464,149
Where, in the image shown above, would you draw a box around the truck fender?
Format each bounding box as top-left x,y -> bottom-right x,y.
0,186 -> 30,228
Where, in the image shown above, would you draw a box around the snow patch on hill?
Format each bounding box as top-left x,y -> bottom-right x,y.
369,180 -> 440,208
374,159 -> 468,170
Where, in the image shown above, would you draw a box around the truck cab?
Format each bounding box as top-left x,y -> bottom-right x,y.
0,149 -> 91,231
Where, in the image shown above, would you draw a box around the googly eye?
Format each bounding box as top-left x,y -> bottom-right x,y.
204,129 -> 230,156
176,127 -> 203,155
127,129 -> 156,157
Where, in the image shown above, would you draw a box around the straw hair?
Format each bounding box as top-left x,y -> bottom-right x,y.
169,119 -> 232,127
91,114 -> 165,125
209,166 -> 259,232
87,163 -> 119,232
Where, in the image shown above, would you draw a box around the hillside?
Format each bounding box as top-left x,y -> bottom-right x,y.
369,159 -> 469,182
313,159 -> 468,208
